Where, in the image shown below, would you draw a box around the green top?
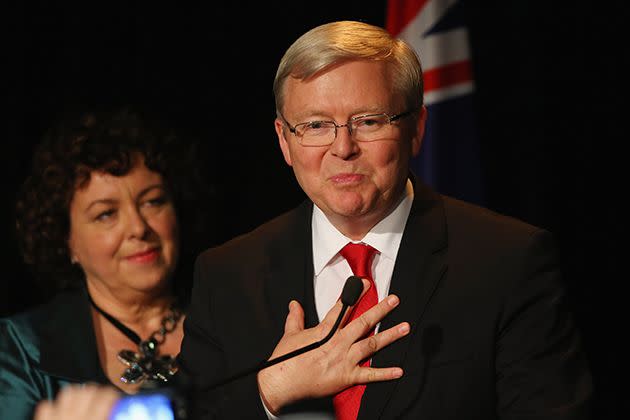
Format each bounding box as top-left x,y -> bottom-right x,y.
0,288 -> 109,419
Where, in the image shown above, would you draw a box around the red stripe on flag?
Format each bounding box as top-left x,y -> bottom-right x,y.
386,0 -> 430,36
423,60 -> 473,92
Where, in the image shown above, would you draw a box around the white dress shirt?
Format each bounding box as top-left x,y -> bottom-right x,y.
312,179 -> 414,322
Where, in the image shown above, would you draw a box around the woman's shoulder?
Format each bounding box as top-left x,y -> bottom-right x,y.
0,289 -> 89,420
0,289 -> 87,349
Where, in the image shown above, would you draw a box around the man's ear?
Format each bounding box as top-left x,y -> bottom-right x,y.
411,106 -> 428,157
275,118 -> 293,166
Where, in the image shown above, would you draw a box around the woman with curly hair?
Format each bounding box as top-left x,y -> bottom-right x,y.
0,106 -> 209,419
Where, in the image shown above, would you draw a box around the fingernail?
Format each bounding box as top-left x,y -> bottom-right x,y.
288,300 -> 296,310
392,368 -> 403,378
399,323 -> 410,334
387,295 -> 399,306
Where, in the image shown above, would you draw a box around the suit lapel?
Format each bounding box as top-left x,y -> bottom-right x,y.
263,200 -> 336,415
264,201 -> 318,339
359,181 -> 448,420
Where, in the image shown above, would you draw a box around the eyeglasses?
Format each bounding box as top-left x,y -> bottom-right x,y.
281,110 -> 414,147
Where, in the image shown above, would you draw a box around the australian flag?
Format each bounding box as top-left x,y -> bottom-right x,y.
387,0 -> 484,205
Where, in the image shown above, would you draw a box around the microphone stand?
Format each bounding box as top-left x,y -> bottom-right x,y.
202,275 -> 364,391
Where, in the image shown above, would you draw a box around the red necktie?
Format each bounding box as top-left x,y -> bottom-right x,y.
333,242 -> 378,420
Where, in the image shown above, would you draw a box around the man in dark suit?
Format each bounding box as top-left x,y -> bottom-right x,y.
178,21 -> 592,419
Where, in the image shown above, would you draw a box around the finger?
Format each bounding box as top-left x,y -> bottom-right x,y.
283,300 -> 305,335
354,366 -> 404,385
53,383 -> 108,415
340,278 -> 373,328
321,278 -> 372,331
54,384 -> 84,411
350,322 -> 411,364
68,384 -> 102,413
318,299 -> 344,331
343,294 -> 401,341
89,386 -> 121,420
33,401 -> 54,420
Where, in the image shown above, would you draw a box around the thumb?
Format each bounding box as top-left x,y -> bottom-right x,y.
283,300 -> 305,335
33,401 -> 54,420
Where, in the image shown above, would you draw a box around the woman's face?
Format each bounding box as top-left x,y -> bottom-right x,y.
67,159 -> 179,297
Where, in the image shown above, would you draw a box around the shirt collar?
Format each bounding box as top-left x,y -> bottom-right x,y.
312,179 -> 414,275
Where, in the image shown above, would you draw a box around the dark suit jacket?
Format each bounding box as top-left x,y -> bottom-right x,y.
0,288 -> 109,420
178,180 -> 592,419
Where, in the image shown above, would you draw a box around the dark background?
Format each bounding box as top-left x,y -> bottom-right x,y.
5,1 -> 626,417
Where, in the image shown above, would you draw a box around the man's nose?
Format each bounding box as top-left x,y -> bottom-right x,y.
329,123 -> 358,159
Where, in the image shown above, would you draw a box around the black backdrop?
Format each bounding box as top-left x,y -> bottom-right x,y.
5,1 -> 626,417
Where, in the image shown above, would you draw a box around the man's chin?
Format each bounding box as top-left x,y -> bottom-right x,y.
324,203 -> 373,222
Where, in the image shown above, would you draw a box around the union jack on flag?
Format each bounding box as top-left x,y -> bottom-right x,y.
387,0 -> 483,204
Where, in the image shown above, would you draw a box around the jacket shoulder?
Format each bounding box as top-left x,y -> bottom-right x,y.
0,290 -> 85,361
442,195 -> 546,237
196,201 -> 311,265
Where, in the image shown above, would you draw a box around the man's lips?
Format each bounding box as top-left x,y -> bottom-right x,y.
330,173 -> 364,184
125,248 -> 159,263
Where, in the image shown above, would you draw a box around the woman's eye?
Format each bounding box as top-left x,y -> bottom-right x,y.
95,209 -> 116,222
144,196 -> 167,207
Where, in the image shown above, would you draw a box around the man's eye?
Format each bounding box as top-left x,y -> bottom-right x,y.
307,121 -> 327,130
356,117 -> 383,127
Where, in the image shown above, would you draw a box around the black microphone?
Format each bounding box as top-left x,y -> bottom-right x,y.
202,275 -> 364,391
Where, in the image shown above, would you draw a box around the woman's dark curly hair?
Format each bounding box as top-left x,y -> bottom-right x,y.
15,106 -> 213,302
